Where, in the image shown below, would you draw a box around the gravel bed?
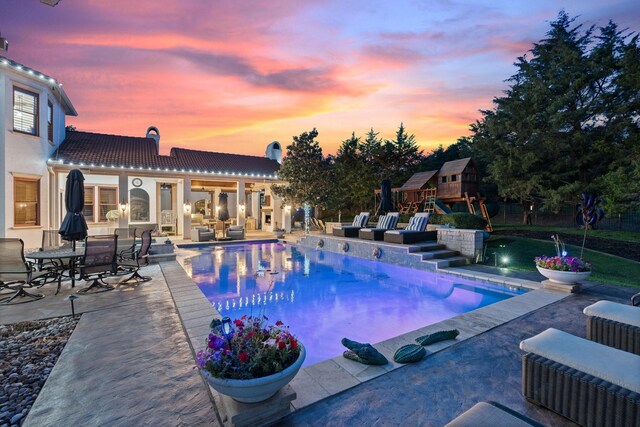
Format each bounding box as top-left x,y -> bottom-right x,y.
0,317 -> 78,427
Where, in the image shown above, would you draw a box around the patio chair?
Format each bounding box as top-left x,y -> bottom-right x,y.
77,235 -> 118,294
227,225 -> 245,240
359,212 -> 400,241
191,226 -> 215,242
383,212 -> 436,244
0,238 -> 47,304
444,401 -> 544,427
37,230 -> 70,273
520,328 -> 640,427
332,212 -> 370,238
632,292 -> 640,307
119,229 -> 152,284
583,300 -> 640,355
116,228 -> 137,259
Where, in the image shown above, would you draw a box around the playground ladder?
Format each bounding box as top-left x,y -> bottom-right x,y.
423,188 -> 437,213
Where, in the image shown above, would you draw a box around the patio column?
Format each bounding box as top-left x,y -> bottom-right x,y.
236,179 -> 246,227
181,176 -> 192,238
118,172 -> 128,228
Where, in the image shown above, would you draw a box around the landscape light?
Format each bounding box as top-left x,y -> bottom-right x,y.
501,256 -> 510,265
221,316 -> 233,341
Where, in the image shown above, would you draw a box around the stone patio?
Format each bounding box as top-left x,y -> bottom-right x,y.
1,244 -> 635,427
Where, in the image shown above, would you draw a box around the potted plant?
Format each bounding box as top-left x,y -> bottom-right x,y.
197,315 -> 305,403
534,234 -> 592,285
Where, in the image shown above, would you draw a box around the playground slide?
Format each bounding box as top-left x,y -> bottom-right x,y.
434,198 -> 452,214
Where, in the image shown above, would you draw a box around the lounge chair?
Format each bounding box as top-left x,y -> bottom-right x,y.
0,238 -> 47,304
520,328 -> 640,427
191,226 -> 215,242
583,300 -> 640,355
118,230 -> 152,284
227,225 -> 245,240
77,235 -> 118,293
359,212 -> 400,241
332,212 -> 370,238
445,401 -> 543,427
383,212 -> 436,244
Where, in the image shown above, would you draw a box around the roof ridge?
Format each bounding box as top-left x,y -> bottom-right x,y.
172,147 -> 271,160
69,129 -> 155,141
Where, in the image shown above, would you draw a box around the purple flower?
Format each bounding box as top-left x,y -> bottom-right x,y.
207,335 -> 226,350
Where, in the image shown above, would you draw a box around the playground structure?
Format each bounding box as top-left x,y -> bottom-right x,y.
375,158 -> 493,231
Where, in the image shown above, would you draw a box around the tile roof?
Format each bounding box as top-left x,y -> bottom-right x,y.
51,131 -> 280,176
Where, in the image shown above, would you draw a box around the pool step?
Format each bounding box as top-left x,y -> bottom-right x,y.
423,256 -> 473,269
407,242 -> 445,253
419,249 -> 460,260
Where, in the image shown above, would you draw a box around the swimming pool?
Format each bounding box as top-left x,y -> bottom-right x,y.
182,242 -> 526,367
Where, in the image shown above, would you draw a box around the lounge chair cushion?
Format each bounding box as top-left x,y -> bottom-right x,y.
584,300 -> 640,328
377,215 -> 389,229
520,327 -> 640,393
406,213 -> 430,231
351,214 -> 362,227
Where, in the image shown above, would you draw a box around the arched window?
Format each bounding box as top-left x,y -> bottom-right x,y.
130,188 -> 150,222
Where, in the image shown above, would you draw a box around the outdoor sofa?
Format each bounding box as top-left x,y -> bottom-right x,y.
359,212 -> 400,241
583,300 -> 640,355
520,328 -> 640,426
191,226 -> 215,242
332,212 -> 370,238
383,212 -> 436,244
227,225 -> 245,240
444,401 -> 543,427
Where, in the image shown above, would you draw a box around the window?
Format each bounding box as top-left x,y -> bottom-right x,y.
451,174 -> 458,182
98,187 -> 117,222
441,176 -> 447,183
83,187 -> 95,222
48,101 -> 53,142
13,87 -> 39,136
130,188 -> 150,222
14,177 -> 40,226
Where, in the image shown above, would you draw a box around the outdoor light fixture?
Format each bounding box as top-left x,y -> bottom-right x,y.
501,256 -> 510,265
221,316 -> 233,344
239,204 -> 245,212
184,201 -> 192,214
285,205 -> 292,212
66,294 -> 79,318
119,200 -> 127,214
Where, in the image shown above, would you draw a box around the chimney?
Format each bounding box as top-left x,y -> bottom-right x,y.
265,141 -> 282,164
0,35 -> 8,53
146,126 -> 160,152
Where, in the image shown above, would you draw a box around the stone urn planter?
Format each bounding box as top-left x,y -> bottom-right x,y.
536,266 -> 592,285
274,229 -> 286,239
202,345 -> 305,403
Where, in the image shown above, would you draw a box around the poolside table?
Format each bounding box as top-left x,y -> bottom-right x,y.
26,248 -> 82,294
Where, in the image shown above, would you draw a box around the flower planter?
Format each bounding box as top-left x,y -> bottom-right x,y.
202,344 -> 305,403
274,230 -> 285,239
536,266 -> 591,285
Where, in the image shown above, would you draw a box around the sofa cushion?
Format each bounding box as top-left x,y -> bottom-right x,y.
520,328 -> 640,393
583,300 -> 640,328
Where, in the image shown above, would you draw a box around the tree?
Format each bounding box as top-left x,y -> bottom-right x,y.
271,129 -> 331,228
331,133 -> 372,212
383,123 -> 423,186
465,11 -> 639,220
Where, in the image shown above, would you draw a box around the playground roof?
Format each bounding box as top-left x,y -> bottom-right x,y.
439,157 -> 473,175
399,170 -> 438,191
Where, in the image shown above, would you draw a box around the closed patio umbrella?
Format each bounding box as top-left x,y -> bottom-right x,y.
377,179 -> 393,215
218,192 -> 230,237
59,169 -> 88,249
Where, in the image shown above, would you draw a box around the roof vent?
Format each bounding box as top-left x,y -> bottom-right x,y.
266,141 -> 282,164
146,126 -> 160,152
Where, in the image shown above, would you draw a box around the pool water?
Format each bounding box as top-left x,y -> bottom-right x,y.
183,243 -> 526,367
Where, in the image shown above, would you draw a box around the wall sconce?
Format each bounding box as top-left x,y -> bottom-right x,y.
119,200 -> 128,214
184,201 -> 192,214
239,204 -> 245,212
285,205 -> 292,212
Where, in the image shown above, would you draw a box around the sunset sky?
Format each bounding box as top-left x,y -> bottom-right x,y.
1,0 -> 638,156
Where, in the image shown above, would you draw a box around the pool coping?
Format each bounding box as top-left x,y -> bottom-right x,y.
165,248 -> 571,425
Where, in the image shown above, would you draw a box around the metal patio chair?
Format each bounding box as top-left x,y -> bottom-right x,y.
77,235 -> 118,293
118,230 -> 152,284
0,238 -> 47,304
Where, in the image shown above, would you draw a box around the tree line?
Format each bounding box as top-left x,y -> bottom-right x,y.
274,11 -> 640,220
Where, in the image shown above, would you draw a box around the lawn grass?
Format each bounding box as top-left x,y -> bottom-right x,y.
492,224 -> 640,243
485,236 -> 640,288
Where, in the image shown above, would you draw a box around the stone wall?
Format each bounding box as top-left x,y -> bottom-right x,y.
436,228 -> 484,260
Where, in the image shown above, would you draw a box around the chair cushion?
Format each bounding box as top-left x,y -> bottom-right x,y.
520,328 -> 640,393
351,214 -> 361,227
228,225 -> 244,231
377,215 -> 388,229
583,301 -> 640,328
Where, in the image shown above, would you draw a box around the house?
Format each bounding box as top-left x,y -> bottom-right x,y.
1,53 -> 288,249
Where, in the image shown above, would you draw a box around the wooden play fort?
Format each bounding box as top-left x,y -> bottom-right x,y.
392,158 -> 492,231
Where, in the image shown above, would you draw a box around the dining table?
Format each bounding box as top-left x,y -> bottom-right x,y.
26,248 -> 82,294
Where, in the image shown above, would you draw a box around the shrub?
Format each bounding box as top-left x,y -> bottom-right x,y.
429,212 -> 487,230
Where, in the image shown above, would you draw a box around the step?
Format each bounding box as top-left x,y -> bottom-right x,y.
423,256 -> 473,269
407,242 -> 445,253
420,249 -> 459,260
